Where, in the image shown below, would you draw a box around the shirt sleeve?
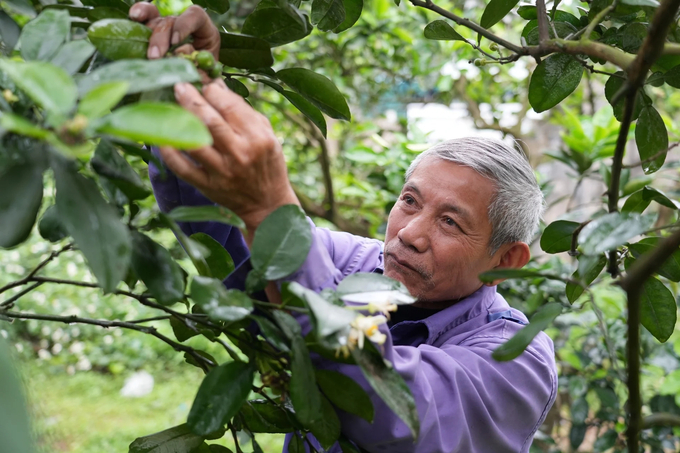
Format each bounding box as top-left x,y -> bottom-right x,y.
148,151 -> 251,271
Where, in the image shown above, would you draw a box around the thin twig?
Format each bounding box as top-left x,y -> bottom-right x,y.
0,282 -> 43,309
642,412 -> 680,428
536,0 -> 550,44
583,0 -> 619,40
409,0 -> 526,54
607,91 -> 638,276
127,315 -> 172,324
622,143 -> 679,168
2,311 -> 215,371
0,243 -> 73,295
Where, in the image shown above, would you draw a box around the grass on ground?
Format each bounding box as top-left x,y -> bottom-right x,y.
20,362 -> 285,453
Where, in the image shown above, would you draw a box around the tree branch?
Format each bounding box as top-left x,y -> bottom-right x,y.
409,0 -> 526,54
607,91 -> 637,276
618,227 -> 680,453
642,412 -> 680,428
2,311 -> 215,372
0,243 -> 73,295
536,0 -> 550,44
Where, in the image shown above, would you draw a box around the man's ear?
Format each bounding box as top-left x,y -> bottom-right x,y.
485,242 -> 531,286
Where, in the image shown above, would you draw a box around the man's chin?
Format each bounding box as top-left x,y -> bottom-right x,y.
384,268 -> 418,294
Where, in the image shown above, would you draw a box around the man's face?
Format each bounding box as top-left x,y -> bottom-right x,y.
384,156 -> 501,302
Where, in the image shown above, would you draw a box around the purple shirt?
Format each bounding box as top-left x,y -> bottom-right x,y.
150,163 -> 558,453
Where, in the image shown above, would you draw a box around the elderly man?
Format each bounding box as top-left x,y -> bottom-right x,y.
133,5 -> 557,452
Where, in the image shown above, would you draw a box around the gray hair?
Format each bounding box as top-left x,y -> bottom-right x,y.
404,137 -> 544,254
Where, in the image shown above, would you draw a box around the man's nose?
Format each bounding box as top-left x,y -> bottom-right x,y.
397,214 -> 429,253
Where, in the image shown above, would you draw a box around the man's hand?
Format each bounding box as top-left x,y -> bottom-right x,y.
129,3 -> 220,61
160,80 -> 300,239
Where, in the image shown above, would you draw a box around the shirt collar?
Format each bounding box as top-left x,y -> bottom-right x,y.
419,285 -> 498,344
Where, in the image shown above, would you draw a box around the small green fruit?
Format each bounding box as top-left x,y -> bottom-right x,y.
473,59 -> 484,67
195,51 -> 215,71
489,43 -> 499,51
209,62 -> 224,79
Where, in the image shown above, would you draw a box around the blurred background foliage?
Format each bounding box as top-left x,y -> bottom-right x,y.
2,0 -> 680,451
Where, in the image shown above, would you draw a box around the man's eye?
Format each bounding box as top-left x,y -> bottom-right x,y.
444,217 -> 457,227
403,195 -> 415,205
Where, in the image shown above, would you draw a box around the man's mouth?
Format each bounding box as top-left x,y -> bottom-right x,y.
386,253 -> 420,275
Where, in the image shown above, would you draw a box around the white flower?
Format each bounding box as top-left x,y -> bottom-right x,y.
349,315 -> 388,349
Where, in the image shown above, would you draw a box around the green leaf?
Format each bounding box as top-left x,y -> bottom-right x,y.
81,0 -> 130,12
251,316 -> 290,351
604,72 -> 647,122
96,102 -> 213,149
665,64 -> 680,88
283,90 -> 328,138
315,369 -> 374,422
351,342 -> 420,439
0,12 -> 21,54
0,339 -> 34,453
620,0 -> 659,6
224,78 -> 249,98
289,335 -> 323,427
219,33 -> 274,70
91,139 -> 150,201
540,220 -> 580,254
191,233 -> 235,281
209,445 -> 234,453
628,237 -> 680,282
242,7 -> 312,47
517,5 -> 537,19
271,309 -> 302,339
0,59 -> 77,116
130,231 -> 185,306
480,0 -> 520,29
38,205 -> 68,243
239,400 -> 295,433
169,205 -> 245,229
188,361 -> 255,436
640,277 -> 677,343
50,40 -> 96,76
571,397 -> 589,425
88,19 -> 152,61
528,54 -> 583,113
160,215 -> 212,277
622,186 -> 679,213
423,20 -> 465,41
308,395 -> 341,449
492,303 -> 562,361
53,158 -> 132,293
190,276 -> 253,321
333,0 -> 363,33
286,282 -> 357,340
250,205 -> 312,280
0,162 -> 43,248
480,268 -> 563,283
87,6 -> 129,21
19,9 -> 69,61
0,113 -> 49,140
336,272 -> 408,295
311,0 -> 346,32
78,81 -> 129,120
569,423 -> 586,450
77,58 -> 201,96
170,317 -> 200,343
276,68 -> 351,120
2,0 -> 35,17
287,434 -> 305,453
635,105 -> 668,174
565,254 -> 606,303
192,0 -> 230,14
578,212 -> 656,255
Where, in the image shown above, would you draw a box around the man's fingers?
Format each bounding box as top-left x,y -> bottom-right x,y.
147,16 -> 176,59
173,5 -> 221,59
202,81 -> 261,132
186,146 -> 226,172
174,83 -> 239,152
158,146 -> 207,186
129,3 -> 160,23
